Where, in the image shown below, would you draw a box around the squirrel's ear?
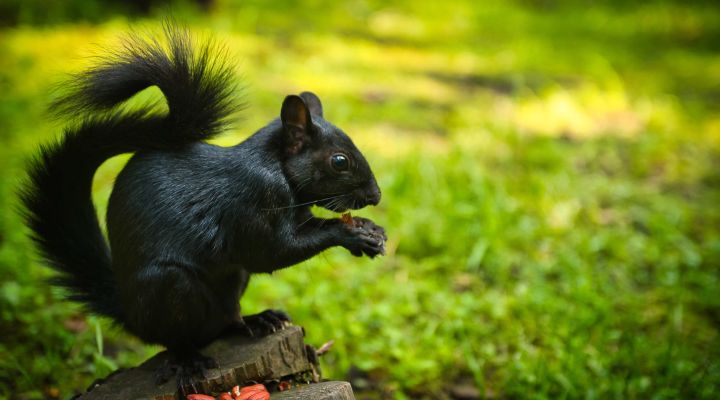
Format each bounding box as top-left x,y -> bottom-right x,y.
299,91 -> 323,117
281,95 -> 313,155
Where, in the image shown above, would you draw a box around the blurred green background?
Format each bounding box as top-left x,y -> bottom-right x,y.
1,0 -> 719,399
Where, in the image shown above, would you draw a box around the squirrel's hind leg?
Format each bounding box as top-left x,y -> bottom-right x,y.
122,262 -> 232,345
121,262 -> 230,392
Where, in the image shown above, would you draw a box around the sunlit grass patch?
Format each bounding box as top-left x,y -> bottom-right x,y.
513,83 -> 646,138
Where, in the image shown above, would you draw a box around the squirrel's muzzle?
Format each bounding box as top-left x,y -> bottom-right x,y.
366,186 -> 381,206
354,182 -> 381,207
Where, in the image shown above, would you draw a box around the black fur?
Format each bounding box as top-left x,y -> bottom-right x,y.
20,25 -> 385,371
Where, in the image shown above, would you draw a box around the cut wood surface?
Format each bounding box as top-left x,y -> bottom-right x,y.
76,325 -> 354,400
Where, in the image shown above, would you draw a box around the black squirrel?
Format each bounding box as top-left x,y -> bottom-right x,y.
20,26 -> 386,390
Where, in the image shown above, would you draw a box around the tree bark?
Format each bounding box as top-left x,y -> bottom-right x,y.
76,325 -> 354,400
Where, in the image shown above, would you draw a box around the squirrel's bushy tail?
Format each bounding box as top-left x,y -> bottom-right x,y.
20,25 -> 238,322
52,24 -> 238,141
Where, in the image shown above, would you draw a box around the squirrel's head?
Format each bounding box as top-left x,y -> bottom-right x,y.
280,92 -> 381,212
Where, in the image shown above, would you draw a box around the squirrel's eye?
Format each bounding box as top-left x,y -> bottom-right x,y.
330,154 -> 349,171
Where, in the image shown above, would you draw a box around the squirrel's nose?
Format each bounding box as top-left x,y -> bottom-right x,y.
366,186 -> 381,206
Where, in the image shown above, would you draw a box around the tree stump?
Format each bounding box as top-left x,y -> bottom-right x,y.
76,325 -> 354,400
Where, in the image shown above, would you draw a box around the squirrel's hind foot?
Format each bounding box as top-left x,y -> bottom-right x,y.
154,351 -> 218,396
227,309 -> 291,338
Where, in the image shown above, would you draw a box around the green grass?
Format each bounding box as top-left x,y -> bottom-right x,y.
1,1 -> 719,399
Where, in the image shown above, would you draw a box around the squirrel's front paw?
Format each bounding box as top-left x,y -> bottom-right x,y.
342,218 -> 387,258
352,217 -> 387,242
